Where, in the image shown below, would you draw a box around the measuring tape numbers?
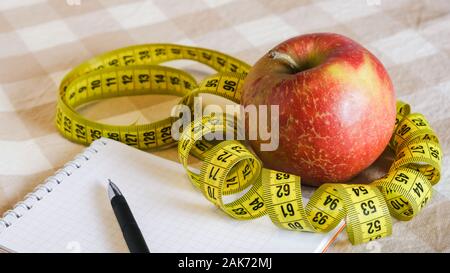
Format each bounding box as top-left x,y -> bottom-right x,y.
56,44 -> 443,245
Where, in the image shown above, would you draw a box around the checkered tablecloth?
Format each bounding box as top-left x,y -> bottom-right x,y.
1,0 -> 449,252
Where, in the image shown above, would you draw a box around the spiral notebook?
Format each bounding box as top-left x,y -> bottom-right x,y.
0,138 -> 344,253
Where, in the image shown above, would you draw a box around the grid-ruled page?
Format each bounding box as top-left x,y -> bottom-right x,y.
0,138 -> 344,253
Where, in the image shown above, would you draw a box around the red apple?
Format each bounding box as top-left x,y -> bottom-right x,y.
241,33 -> 396,186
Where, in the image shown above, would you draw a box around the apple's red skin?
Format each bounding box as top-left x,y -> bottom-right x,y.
241,33 -> 396,186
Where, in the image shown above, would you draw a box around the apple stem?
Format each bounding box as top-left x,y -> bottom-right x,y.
268,50 -> 300,71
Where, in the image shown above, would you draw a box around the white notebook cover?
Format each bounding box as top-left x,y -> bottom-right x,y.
0,138 -> 344,253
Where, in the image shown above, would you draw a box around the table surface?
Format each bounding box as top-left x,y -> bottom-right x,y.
0,0 -> 449,252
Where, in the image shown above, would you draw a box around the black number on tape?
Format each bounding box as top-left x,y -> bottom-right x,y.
160,126 -> 171,142
155,74 -> 165,83
323,195 -> 339,210
207,186 -> 216,200
403,208 -> 414,216
202,52 -> 212,60
287,222 -> 303,230
361,200 -> 377,215
216,57 -> 226,67
143,131 -> 156,145
397,150 -> 406,159
170,76 -> 180,85
421,196 -> 429,209
412,182 -> 424,197
367,220 -> 382,234
91,80 -> 101,90
125,133 -> 137,145
107,132 -> 120,141
410,145 -> 425,154
138,50 -> 150,60
109,59 -> 119,66
352,186 -> 369,197
75,124 -> 86,139
139,74 -> 150,83
412,118 -> 426,126
226,176 -> 238,188
398,124 -> 411,136
242,164 -> 251,179
123,55 -> 135,65
195,141 -> 208,152
155,48 -> 166,56
275,173 -> 290,180
170,48 -> 181,55
209,167 -> 219,180
312,212 -> 328,225
429,146 -> 440,160
106,77 -> 116,86
90,129 -> 101,140
217,151 -> 232,163
187,49 -> 196,57
122,75 -> 133,85
229,63 -> 238,72
183,80 -> 192,89
276,184 -> 290,198
370,235 -> 382,241
249,197 -> 264,211
232,207 -> 247,215
390,198 -> 408,210
231,145 -> 245,153
180,139 -> 190,151
205,79 -> 218,87
281,203 -> 295,218
223,80 -> 236,92
394,172 -> 409,184
63,117 -> 72,133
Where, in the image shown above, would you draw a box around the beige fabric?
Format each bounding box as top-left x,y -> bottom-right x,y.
0,0 -> 449,252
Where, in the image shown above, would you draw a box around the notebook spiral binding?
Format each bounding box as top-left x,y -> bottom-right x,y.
0,139 -> 108,233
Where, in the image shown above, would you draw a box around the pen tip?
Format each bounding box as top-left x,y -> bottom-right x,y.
107,179 -> 122,200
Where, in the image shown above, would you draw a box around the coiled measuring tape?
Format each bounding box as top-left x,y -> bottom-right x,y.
56,44 -> 442,245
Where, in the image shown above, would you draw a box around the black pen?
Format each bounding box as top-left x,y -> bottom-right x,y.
107,179 -> 150,253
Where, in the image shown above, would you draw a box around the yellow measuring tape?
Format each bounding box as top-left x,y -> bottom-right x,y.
56,44 -> 442,245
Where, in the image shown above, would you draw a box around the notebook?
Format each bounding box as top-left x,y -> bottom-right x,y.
0,138 -> 345,253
